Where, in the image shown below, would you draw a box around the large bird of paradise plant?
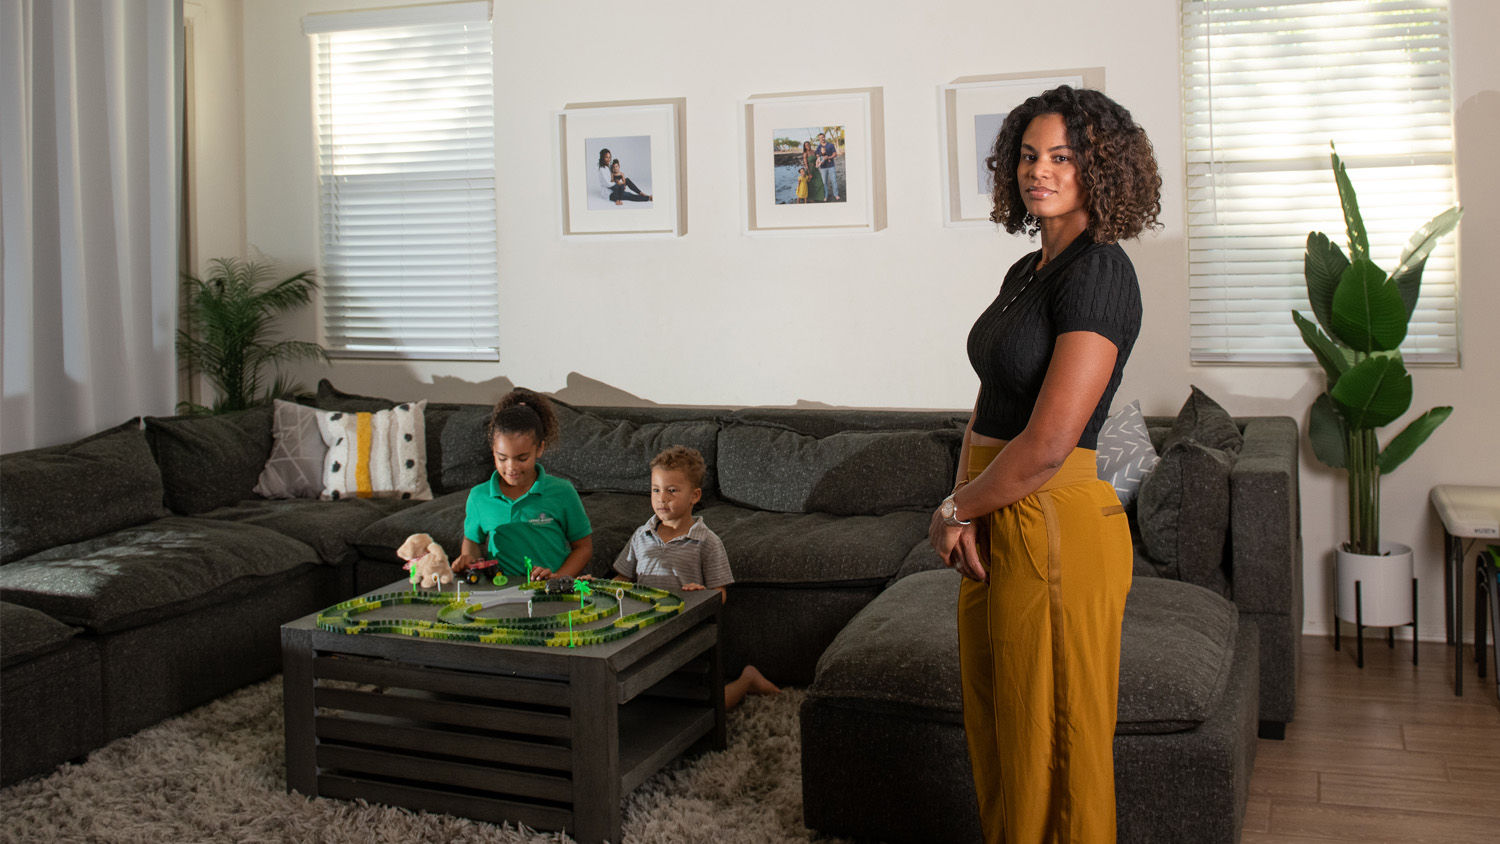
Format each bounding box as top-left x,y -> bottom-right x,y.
1292,144 -> 1462,556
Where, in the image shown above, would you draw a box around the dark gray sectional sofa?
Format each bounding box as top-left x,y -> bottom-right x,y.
0,382 -> 1301,844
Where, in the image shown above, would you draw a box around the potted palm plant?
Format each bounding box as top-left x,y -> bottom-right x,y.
1292,144 -> 1462,631
177,257 -> 328,415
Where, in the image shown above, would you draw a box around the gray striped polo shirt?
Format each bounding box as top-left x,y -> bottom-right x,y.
613,515 -> 733,591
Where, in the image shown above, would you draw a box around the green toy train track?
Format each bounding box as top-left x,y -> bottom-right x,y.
314,580 -> 685,647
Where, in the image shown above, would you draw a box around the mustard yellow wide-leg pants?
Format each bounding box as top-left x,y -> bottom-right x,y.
959,443 -> 1133,844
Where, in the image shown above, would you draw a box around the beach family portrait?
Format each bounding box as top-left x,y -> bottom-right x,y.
772,126 -> 846,205
585,134 -> 654,210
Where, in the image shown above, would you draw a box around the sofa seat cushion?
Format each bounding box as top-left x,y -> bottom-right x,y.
1,420 -> 169,563
1115,576 -> 1239,733
698,504 -> 929,585
352,490 -> 470,564
808,570 -> 1238,735
198,497 -> 416,566
0,517 -> 319,634
0,602 -> 80,668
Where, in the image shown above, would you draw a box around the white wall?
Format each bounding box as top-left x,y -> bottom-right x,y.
215,0 -> 1500,641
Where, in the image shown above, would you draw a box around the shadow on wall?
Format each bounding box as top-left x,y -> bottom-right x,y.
430,374 -> 514,403
311,368 -> 970,413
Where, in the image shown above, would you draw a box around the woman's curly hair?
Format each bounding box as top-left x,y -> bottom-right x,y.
487,387 -> 561,449
985,85 -> 1162,244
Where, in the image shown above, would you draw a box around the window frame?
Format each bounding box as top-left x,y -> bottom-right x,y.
303,1 -> 500,362
1180,0 -> 1460,365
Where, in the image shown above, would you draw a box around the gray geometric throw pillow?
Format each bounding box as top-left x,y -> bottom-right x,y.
1095,399 -> 1160,508
253,400 -> 327,499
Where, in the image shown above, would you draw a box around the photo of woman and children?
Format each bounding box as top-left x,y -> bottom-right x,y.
449,388 -> 779,710
586,135 -> 654,210
773,125 -> 845,205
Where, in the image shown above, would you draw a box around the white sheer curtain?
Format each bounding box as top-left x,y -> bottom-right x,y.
1,0 -> 179,453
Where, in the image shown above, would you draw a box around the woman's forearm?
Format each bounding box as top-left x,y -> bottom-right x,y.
952,431 -> 1068,520
951,331 -> 1119,522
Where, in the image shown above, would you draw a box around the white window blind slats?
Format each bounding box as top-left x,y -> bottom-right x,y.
311,12 -> 498,360
1181,0 -> 1458,363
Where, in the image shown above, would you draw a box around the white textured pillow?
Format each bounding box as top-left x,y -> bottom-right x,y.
1095,399 -> 1159,508
317,401 -> 432,501
254,400 -> 327,499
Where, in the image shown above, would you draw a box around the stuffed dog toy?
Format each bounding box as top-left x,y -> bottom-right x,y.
397,533 -> 453,588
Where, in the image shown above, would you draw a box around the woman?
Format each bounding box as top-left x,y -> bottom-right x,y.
930,85 -> 1161,844
800,140 -> 825,203
596,149 -> 615,202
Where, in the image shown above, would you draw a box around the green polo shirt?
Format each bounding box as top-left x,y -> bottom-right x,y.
463,464 -> 591,575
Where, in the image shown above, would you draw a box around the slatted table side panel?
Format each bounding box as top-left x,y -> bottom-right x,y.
309,653 -> 576,816
318,775 -> 574,833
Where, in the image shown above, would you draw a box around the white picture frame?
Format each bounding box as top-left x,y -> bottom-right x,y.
938,74 -> 1085,227
558,101 -> 683,238
740,89 -> 883,234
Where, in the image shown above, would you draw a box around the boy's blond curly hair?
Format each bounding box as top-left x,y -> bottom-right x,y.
650,445 -> 706,489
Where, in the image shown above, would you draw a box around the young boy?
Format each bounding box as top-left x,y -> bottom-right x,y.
613,445 -> 778,709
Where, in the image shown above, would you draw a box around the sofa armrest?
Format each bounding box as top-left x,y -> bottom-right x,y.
1227,417 -> 1302,617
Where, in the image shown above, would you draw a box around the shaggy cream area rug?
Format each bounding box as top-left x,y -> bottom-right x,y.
0,680 -> 850,844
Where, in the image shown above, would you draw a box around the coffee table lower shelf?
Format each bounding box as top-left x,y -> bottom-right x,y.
281,586 -> 725,844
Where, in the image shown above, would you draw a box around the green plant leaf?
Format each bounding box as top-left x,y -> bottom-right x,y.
1308,393 -> 1348,469
1389,205 -> 1463,317
1330,354 -> 1413,430
1330,144 -> 1368,262
1377,406 -> 1452,474
1292,310 -> 1351,387
1331,259 -> 1406,352
1304,232 -> 1348,336
177,257 -> 324,414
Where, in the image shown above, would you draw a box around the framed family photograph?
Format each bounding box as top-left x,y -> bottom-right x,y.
740,89 -> 884,234
938,72 -> 1091,227
557,101 -> 684,238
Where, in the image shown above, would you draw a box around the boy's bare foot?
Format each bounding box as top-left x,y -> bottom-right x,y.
741,665 -> 780,696
615,199 -> 623,205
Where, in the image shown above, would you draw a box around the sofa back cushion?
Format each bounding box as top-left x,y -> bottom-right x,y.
1,419 -> 169,563
543,406 -> 721,499
1136,387 -> 1243,595
717,422 -> 958,516
144,407 -> 273,515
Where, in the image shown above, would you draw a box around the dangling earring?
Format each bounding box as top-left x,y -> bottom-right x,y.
1023,213 -> 1041,238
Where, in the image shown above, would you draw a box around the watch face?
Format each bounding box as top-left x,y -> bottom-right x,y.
941,498 -> 956,518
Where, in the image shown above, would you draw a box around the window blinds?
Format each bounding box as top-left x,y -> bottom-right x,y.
306,2 -> 499,359
1181,0 -> 1458,364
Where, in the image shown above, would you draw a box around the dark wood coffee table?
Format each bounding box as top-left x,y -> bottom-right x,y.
281,582 -> 725,844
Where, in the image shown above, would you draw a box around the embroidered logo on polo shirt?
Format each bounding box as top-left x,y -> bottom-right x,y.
529,513 -> 555,527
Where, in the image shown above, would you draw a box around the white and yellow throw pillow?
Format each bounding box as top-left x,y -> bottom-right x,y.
316,401 -> 432,501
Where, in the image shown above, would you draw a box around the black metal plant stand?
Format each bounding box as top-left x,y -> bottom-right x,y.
1334,577 -> 1418,669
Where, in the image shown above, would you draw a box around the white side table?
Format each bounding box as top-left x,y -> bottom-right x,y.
1429,485 -> 1500,696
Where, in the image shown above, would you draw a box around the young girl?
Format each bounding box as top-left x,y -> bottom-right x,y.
608,159 -> 652,203
452,389 -> 593,581
795,167 -> 809,203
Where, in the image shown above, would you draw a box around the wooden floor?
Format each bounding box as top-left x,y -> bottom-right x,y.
1244,634 -> 1500,843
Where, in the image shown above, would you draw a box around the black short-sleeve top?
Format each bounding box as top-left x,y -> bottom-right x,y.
966,232 -> 1142,450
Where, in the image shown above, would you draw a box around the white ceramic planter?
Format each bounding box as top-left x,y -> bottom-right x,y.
1335,542 -> 1415,627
